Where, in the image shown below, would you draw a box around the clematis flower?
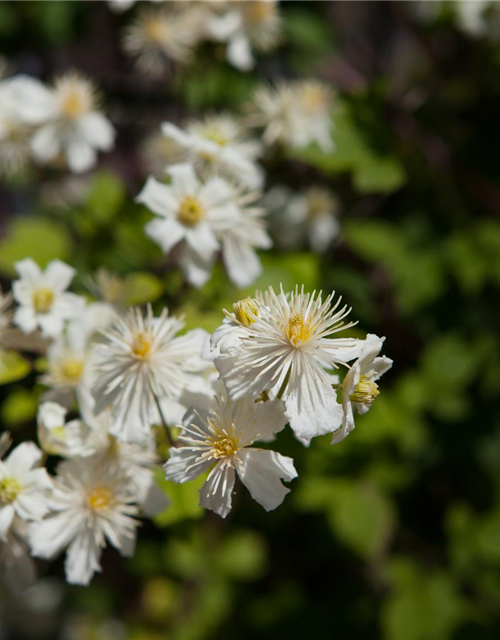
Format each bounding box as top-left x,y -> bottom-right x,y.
213,285 -> 365,443
92,304 -> 210,442
12,258 -> 85,339
29,458 -> 139,586
165,391 -> 295,518
332,334 -> 393,445
0,441 -> 52,541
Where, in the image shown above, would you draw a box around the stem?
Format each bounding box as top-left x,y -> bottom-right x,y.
277,366 -> 291,400
150,384 -> 177,448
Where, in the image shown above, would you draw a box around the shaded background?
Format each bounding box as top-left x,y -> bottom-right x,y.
1,2 -> 500,639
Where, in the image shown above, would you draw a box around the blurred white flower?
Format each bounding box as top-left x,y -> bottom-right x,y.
28,72 -> 115,173
250,80 -> 334,152
37,402 -> 91,458
137,163 -> 240,287
165,391 -> 295,518
29,458 -> 139,586
0,516 -> 36,592
12,258 -> 85,339
123,5 -> 203,75
332,334 -> 393,445
0,76 -> 34,179
0,441 -> 52,541
162,114 -> 263,189
213,286 -> 365,443
92,304 -> 209,442
206,0 -> 281,71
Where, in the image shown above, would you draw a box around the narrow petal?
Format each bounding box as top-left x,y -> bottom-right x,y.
199,465 -> 235,518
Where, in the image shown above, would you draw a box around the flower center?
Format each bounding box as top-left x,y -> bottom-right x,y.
350,375 -> 380,405
206,419 -> 241,460
301,85 -> 329,115
60,358 -> 85,383
177,196 -> 205,227
244,1 -> 275,24
233,298 -> 258,327
32,288 -> 54,314
50,426 -> 67,441
144,18 -> 167,44
131,332 -> 153,359
285,313 -> 314,346
0,477 -> 21,503
88,487 -> 113,511
202,128 -> 228,147
61,88 -> 89,119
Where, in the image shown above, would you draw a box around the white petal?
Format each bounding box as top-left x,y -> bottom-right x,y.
236,449 -> 297,511
0,505 -> 15,541
66,135 -> 96,173
179,245 -> 214,288
222,233 -> 262,288
167,163 -> 200,198
227,33 -> 254,71
65,530 -> 102,586
136,176 -> 179,217
77,112 -> 115,150
14,258 -> 42,285
43,260 -> 75,292
13,306 -> 38,334
145,217 -> 186,254
164,448 -> 210,483
31,123 -> 61,163
6,442 -> 42,475
199,465 -> 235,518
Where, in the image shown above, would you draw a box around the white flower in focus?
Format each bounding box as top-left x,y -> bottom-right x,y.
123,5 -> 203,75
332,334 -> 393,445
165,392 -> 295,518
213,286 -> 365,443
250,80 -> 334,152
206,1 -> 281,71
29,458 -> 139,586
92,304 -> 209,442
12,258 -> 85,338
0,516 -> 36,592
137,163 -> 240,287
0,441 -> 52,541
162,115 -> 263,189
29,73 -> 115,173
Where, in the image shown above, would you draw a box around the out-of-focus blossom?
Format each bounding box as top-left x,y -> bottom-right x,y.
264,185 -> 340,253
165,391 -> 295,518
0,77 -> 36,179
123,5 -> 203,76
92,304 -> 209,442
206,0 -> 281,71
249,80 -> 334,152
0,441 -> 52,541
162,115 -> 263,189
332,334 -> 393,445
27,72 -> 115,173
0,517 -> 36,592
12,259 -> 85,339
213,286 -> 365,443
37,402 -> 91,458
29,458 -> 139,586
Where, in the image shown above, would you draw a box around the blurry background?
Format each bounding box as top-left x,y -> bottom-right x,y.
1,1 -> 500,639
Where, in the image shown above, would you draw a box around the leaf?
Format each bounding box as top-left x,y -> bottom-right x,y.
154,474 -> 205,527
86,171 -> 126,225
1,387 -> 38,426
0,217 -> 72,278
0,352 -> 31,386
122,272 -> 164,306
218,531 -> 267,581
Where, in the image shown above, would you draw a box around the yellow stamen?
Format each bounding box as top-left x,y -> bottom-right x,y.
50,426 -> 67,441
233,298 -> 258,327
202,129 -> 228,147
61,89 -> 89,119
285,313 -> 314,345
32,288 -> 54,314
144,18 -> 166,44
350,375 -> 380,405
60,358 -> 84,383
132,332 -> 152,359
244,1 -> 275,24
0,477 -> 21,503
177,196 -> 205,227
206,419 -> 240,459
88,487 -> 113,511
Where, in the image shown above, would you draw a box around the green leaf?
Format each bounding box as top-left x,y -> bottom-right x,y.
155,473 -> 205,527
1,387 -> 38,426
86,171 -> 126,226
0,352 -> 31,386
122,272 -> 164,306
218,531 -> 267,581
0,217 -> 72,278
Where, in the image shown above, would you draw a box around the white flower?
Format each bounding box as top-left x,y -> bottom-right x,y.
213,286 -> 365,443
0,516 -> 36,592
0,76 -> 34,178
217,194 -> 272,288
332,334 -> 393,445
206,1 -> 281,71
162,115 -> 263,189
123,5 -> 203,75
29,458 -> 139,586
137,163 -> 240,287
29,72 -> 115,173
165,392 -> 295,518
249,80 -> 334,152
37,402 -> 91,458
0,441 -> 52,541
92,304 -> 210,442
12,258 -> 85,338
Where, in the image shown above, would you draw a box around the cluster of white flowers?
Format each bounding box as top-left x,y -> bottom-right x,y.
119,0 -> 282,74
0,72 -> 114,178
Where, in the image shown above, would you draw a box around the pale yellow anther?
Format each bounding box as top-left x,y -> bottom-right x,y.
88,487 -> 113,511
245,1 -> 275,24
285,313 -> 314,345
206,419 -> 240,460
131,332 -> 152,359
350,375 -> 380,405
233,298 -> 258,327
177,196 -> 205,227
61,89 -> 89,119
202,129 -> 228,147
61,359 -> 84,383
0,477 -> 21,503
32,288 -> 54,314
